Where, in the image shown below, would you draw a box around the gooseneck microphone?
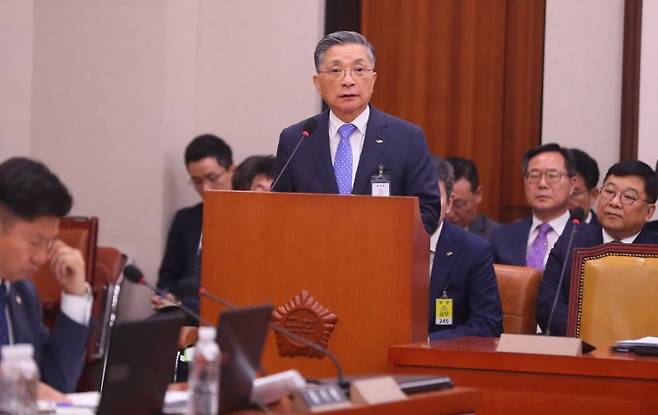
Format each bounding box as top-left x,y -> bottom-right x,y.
123,264 -> 212,326
270,118 -> 317,192
176,278 -> 348,389
545,207 -> 585,336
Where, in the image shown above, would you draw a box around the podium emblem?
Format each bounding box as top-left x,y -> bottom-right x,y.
272,290 -> 338,359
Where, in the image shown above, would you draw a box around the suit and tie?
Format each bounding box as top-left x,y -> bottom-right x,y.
491,213 -> 576,267
274,106 -> 440,234
428,222 -> 503,340
537,225 -> 658,336
4,280 -> 90,392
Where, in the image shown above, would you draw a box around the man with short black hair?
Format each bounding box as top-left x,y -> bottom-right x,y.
537,160 -> 658,336
569,148 -> 600,225
156,134 -> 235,307
446,157 -> 499,240
491,143 -> 577,271
428,155 -> 502,340
274,31 -> 439,234
0,157 -> 92,394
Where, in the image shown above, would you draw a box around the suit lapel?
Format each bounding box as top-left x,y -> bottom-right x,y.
353,106 -> 388,195
306,111 -> 338,193
7,286 -> 31,344
634,228 -> 658,244
513,217 -> 533,265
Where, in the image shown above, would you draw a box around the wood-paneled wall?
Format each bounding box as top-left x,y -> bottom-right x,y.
361,0 -> 546,222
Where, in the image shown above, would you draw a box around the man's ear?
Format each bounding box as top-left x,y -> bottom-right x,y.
474,185 -> 483,204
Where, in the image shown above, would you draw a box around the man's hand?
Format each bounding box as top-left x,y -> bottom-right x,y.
37,381 -> 70,403
49,240 -> 87,296
150,292 -> 177,310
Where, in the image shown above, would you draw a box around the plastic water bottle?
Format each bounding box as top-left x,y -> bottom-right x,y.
187,326 -> 220,415
0,344 -> 39,415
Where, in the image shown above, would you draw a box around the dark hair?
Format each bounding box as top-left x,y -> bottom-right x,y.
0,157 -> 72,220
431,154 -> 454,197
522,143 -> 576,177
314,31 -> 376,71
570,148 -> 599,190
447,157 -> 479,192
231,155 -> 277,191
184,134 -> 233,169
603,160 -> 658,203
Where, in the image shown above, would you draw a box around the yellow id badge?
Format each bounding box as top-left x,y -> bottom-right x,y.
435,297 -> 453,325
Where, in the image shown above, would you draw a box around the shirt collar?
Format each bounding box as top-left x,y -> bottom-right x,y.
329,105 -> 370,139
602,228 -> 641,244
430,221 -> 444,253
530,210 -> 571,236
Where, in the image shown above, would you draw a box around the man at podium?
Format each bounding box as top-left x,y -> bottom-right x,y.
274,31 -> 440,234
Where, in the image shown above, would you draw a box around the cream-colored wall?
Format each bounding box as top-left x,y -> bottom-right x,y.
0,0 -> 33,159
639,0 -> 658,220
542,0 -> 624,180
1,0 -> 323,319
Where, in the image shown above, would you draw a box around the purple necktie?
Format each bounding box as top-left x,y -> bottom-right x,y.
526,223 -> 552,271
335,123 -> 356,194
0,283 -> 9,345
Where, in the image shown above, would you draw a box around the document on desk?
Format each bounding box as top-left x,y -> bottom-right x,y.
37,390 -> 188,414
611,336 -> 658,354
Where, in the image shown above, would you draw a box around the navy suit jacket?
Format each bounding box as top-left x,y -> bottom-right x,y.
158,203 -> 202,294
7,280 -> 90,392
537,225 -> 658,336
467,213 -> 500,241
491,214 -> 576,266
274,106 -> 440,234
428,223 -> 503,340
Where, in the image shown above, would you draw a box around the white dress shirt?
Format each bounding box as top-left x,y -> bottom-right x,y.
602,229 -> 640,244
526,210 -> 571,268
328,106 -> 370,188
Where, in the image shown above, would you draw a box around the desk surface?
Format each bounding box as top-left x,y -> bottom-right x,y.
389,337 -> 658,415
232,386 -> 479,415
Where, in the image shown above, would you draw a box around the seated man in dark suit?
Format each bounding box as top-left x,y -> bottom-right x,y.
274,31 -> 440,234
537,160 -> 658,336
155,135 -> 234,311
569,148 -> 600,225
428,155 -> 502,340
0,157 -> 92,395
445,157 -> 499,241
491,143 -> 576,271
231,155 -> 276,192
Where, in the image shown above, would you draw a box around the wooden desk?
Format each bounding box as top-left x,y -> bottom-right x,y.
232,386 -> 479,414
389,337 -> 658,415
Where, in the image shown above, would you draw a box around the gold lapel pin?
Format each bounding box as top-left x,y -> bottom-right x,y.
375,138 -> 384,144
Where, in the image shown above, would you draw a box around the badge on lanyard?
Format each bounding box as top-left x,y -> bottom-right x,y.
435,289 -> 453,325
370,163 -> 391,196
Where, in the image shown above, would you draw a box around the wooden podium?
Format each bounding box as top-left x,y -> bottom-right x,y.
201,191 -> 429,378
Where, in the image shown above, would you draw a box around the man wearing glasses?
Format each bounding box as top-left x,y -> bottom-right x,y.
274,31 -> 440,234
155,135 -> 235,309
491,143 -> 577,270
537,160 -> 658,335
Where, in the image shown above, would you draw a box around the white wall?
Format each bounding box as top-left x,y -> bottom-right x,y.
1,0 -> 324,319
0,0 -> 33,159
542,0 -> 625,180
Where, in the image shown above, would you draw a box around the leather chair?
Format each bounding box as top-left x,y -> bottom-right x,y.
33,216 -> 98,329
567,243 -> 658,350
494,264 -> 542,334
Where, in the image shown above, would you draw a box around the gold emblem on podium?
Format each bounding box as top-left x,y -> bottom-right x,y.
272,290 -> 338,359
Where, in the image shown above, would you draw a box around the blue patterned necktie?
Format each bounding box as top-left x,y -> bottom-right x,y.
335,123 -> 356,194
526,223 -> 552,271
0,282 -> 9,345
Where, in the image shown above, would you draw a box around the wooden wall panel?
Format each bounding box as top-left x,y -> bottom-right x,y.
361,0 -> 545,222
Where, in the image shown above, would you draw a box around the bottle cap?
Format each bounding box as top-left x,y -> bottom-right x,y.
1,343 -> 34,359
198,326 -> 217,341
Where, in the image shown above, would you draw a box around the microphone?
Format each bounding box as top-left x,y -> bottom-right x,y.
177,278 -> 348,389
270,118 -> 317,191
123,264 -> 212,326
545,207 -> 586,336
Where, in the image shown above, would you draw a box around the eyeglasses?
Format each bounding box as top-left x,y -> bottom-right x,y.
189,171 -> 226,188
524,169 -> 569,185
599,184 -> 653,206
317,67 -> 374,80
